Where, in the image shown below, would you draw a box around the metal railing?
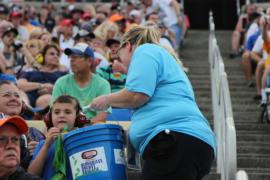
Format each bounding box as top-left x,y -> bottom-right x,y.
209,12 -> 249,180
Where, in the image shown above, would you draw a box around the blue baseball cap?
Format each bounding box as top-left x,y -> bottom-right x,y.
64,43 -> 95,59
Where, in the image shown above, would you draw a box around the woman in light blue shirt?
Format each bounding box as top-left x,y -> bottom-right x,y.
91,25 -> 216,180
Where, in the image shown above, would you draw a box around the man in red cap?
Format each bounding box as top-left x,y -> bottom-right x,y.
58,19 -> 75,70
9,11 -> 29,41
0,114 -> 41,179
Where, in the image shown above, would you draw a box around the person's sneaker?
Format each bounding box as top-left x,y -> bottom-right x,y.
247,80 -> 255,87
238,47 -> 244,55
253,94 -> 262,100
229,52 -> 239,59
259,102 -> 267,107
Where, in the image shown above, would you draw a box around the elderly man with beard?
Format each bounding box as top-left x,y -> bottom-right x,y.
0,114 -> 42,180
0,81 -> 44,169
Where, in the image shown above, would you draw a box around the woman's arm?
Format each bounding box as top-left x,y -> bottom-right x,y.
91,88 -> 149,111
0,52 -> 7,73
17,79 -> 44,92
20,46 -> 35,67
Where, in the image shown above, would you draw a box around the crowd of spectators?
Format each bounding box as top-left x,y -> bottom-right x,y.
0,0 -> 191,179
232,3 -> 270,107
0,0 -> 188,111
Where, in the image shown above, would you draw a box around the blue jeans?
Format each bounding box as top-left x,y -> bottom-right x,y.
169,23 -> 182,50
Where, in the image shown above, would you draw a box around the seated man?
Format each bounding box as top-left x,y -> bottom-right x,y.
241,13 -> 262,87
0,114 -> 42,179
230,4 -> 257,58
52,43 -> 111,124
97,38 -> 127,93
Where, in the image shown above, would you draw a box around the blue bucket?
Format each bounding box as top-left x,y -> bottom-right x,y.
64,124 -> 127,180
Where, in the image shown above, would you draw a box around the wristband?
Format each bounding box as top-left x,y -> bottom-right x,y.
38,84 -> 43,90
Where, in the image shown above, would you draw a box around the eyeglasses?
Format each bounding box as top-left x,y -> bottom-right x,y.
0,136 -> 20,147
0,92 -> 20,98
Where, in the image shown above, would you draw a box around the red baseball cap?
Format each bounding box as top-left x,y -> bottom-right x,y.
0,114 -> 28,134
60,19 -> 73,27
82,12 -> 91,20
10,11 -> 22,18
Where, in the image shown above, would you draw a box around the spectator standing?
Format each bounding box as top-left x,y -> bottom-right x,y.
91,25 -> 215,180
142,0 -> 183,50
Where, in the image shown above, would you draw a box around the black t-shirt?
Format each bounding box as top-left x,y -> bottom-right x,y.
0,166 -> 42,180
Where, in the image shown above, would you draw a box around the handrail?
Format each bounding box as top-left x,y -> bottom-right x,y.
208,11 -> 248,180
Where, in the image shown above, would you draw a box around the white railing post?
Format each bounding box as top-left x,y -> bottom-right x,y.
209,11 -> 247,180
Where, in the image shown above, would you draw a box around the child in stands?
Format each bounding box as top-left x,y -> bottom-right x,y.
27,95 -> 87,180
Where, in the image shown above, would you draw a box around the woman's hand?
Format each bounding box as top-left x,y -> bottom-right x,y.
28,141 -> 39,156
44,127 -> 61,147
112,60 -> 127,74
90,95 -> 110,111
37,83 -> 53,95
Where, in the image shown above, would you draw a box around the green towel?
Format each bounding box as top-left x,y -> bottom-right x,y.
52,126 -> 68,180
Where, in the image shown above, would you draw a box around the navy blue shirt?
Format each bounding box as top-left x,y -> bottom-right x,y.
20,70 -> 68,106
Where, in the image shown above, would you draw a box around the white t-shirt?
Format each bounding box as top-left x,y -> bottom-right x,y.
94,52 -> 109,69
160,38 -> 174,49
0,41 -> 3,51
59,35 -> 75,70
246,22 -> 259,43
146,0 -> 178,27
17,25 -> 29,42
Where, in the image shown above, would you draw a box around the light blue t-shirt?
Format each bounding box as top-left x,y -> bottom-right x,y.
126,43 -> 216,155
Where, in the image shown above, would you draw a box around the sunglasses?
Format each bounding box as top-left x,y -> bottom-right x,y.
0,135 -> 20,147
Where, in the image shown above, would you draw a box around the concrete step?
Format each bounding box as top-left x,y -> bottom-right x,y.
235,123 -> 270,131
182,30 -> 270,179
248,173 -> 270,180
203,173 -> 220,180
238,145 -> 270,155
196,98 -> 259,106
238,156 -> 270,168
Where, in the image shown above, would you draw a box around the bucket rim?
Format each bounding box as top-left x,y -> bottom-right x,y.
64,124 -> 123,139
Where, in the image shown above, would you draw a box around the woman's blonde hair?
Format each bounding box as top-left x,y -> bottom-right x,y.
29,29 -> 43,40
25,39 -> 43,52
120,25 -> 185,69
94,20 -> 119,40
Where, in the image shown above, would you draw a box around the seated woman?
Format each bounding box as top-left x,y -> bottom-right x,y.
21,39 -> 44,72
17,44 -> 68,108
27,95 -> 88,180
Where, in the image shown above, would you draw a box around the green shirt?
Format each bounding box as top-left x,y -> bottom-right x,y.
96,65 -> 126,93
52,73 -> 111,119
